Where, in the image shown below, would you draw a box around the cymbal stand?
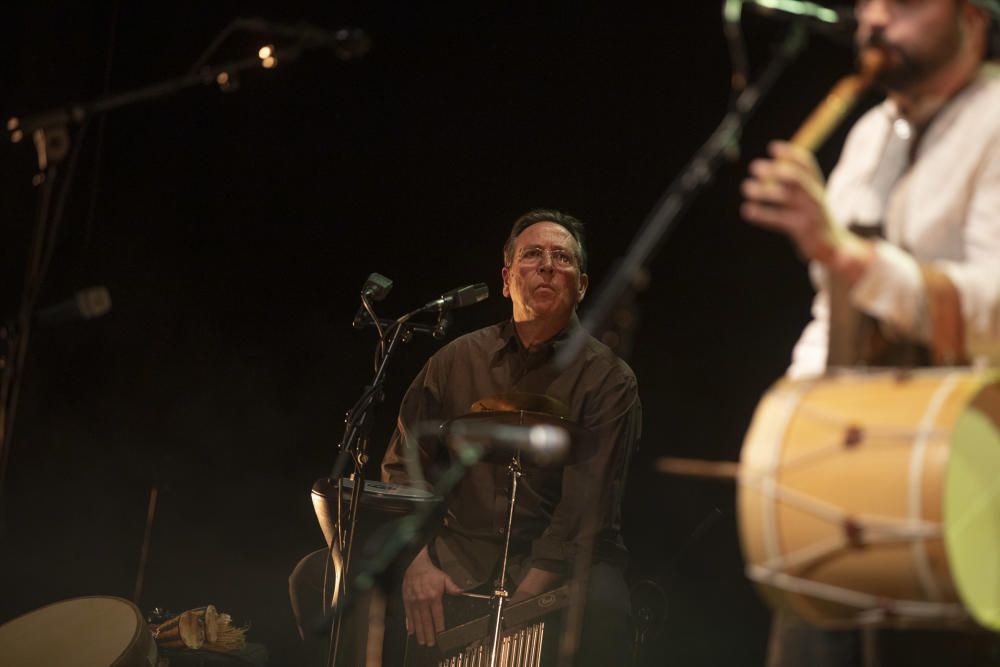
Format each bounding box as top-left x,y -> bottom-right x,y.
487,453 -> 522,667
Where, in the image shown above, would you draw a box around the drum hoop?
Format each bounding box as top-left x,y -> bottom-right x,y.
744,380 -> 815,569
746,565 -> 967,624
907,372 -> 963,602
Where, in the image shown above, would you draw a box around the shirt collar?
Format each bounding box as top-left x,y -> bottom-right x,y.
492,313 -> 582,358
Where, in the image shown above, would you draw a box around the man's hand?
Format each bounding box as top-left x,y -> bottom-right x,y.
402,546 -> 462,647
741,141 -> 874,283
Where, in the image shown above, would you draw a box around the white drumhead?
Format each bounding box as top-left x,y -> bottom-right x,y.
945,382 -> 1000,630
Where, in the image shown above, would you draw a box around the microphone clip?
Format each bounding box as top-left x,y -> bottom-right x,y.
432,311 -> 453,340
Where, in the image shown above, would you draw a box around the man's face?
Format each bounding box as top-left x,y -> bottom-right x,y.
854,0 -> 975,91
501,221 -> 588,326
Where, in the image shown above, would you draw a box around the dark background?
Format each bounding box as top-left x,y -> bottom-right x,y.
1,2 -> 869,664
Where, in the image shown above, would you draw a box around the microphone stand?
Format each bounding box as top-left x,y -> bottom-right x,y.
0,19 -> 365,525
556,21 -> 810,369
325,301 -> 456,666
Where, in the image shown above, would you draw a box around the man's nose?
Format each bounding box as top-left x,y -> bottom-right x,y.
857,0 -> 891,31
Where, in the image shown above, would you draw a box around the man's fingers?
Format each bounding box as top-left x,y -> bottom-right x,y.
443,575 -> 462,595
741,178 -> 789,207
769,140 -> 821,177
432,597 -> 446,636
749,158 -> 809,188
412,603 -> 428,645
741,201 -> 793,229
403,601 -> 415,637
417,604 -> 437,646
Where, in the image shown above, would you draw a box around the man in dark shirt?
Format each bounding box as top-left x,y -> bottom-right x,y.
381,209 -> 641,662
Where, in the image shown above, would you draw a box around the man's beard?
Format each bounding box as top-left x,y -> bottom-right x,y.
858,25 -> 963,93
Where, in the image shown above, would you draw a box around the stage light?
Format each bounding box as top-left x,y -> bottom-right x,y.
258,44 -> 274,60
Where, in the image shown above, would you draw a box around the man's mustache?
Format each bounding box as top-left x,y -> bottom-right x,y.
859,31 -> 907,59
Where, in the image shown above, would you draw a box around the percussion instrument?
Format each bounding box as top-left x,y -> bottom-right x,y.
738,368 -> 1000,629
0,596 -> 157,666
311,477 -> 438,666
406,586 -> 570,667
311,477 -> 437,550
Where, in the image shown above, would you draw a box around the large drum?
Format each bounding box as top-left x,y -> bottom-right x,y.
739,368 -> 1000,629
0,596 -> 157,666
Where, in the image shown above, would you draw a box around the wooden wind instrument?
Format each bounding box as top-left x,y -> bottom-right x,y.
790,48 -> 885,151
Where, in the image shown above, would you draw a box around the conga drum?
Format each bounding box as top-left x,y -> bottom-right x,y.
310,477 -> 439,666
739,368 -> 1000,629
0,596 -> 157,666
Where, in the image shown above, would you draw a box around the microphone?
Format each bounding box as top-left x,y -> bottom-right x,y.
447,421 -> 570,466
360,273 -> 393,302
35,286 -> 112,326
423,283 -> 489,312
233,18 -> 372,60
739,0 -> 855,34
353,273 -> 393,329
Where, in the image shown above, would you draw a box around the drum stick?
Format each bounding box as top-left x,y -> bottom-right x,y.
133,484 -> 158,605
789,49 -> 884,152
655,457 -> 740,481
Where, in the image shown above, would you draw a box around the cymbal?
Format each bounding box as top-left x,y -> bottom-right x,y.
443,409 -> 594,467
470,393 -> 571,419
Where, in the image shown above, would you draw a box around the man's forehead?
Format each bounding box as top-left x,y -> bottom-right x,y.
515,221 -> 575,247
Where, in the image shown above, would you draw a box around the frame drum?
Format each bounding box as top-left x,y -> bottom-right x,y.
738,368 -> 1000,629
0,596 -> 157,666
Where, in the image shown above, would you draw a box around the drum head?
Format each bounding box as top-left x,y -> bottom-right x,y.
945,380 -> 1000,630
0,596 -> 155,667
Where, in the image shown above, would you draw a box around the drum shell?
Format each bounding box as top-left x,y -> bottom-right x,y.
738,370 -> 998,629
0,596 -> 157,667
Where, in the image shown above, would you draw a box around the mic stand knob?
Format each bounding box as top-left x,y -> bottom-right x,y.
432,311 -> 453,340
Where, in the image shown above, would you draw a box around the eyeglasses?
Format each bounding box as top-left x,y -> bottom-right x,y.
515,246 -> 578,268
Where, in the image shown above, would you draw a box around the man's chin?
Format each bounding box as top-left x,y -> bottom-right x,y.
523,301 -> 572,323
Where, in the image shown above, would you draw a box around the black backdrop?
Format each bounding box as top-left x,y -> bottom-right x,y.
1,2 -> 867,664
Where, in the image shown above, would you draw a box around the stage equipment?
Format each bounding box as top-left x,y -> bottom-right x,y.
0,596 -> 157,666
324,278 -> 489,666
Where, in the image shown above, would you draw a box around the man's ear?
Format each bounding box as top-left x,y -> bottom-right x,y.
501,266 -> 511,298
577,273 -> 589,303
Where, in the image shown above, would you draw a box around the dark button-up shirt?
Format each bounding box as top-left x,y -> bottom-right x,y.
381,315 -> 641,590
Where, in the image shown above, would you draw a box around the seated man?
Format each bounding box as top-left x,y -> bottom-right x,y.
381,209 -> 642,664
